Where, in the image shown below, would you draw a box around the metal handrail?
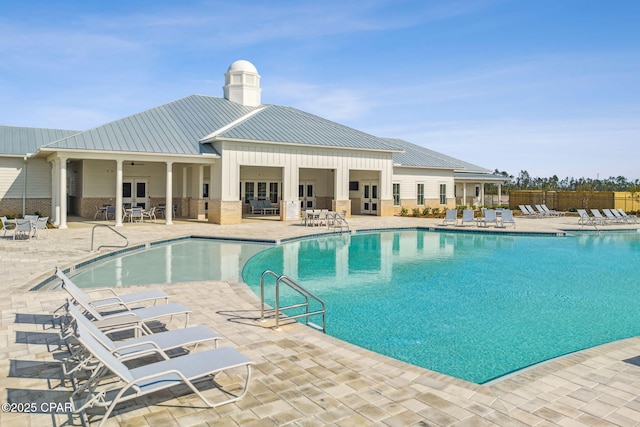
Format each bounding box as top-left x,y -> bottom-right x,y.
260,270 -> 326,332
90,224 -> 129,252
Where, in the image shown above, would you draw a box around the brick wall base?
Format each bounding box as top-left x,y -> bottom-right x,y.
0,198 -> 51,218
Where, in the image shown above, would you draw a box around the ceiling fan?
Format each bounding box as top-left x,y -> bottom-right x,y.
128,161 -> 145,166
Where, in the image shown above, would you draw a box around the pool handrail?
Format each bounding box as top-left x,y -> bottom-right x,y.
259,270 -> 326,333
90,224 -> 129,252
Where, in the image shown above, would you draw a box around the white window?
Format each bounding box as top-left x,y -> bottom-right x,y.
393,183 -> 400,206
440,184 -> 447,205
417,183 -> 424,205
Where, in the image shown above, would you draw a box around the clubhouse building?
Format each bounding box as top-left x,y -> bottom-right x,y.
0,60 -> 506,227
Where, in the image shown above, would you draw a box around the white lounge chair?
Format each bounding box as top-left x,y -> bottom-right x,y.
500,209 -> 516,228
541,204 -> 563,216
56,268 -> 189,332
518,205 -> 533,218
56,267 -> 169,311
602,209 -> 622,224
458,209 -> 475,226
525,205 -> 541,218
477,209 -> 498,227
618,208 -> 638,223
442,209 -> 457,226
577,209 -> 595,226
68,321 -> 253,427
66,302 -> 221,361
590,209 -> 608,225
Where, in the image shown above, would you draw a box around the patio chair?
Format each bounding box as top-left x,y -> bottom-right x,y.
535,205 -> 550,217
1,216 -> 16,238
525,205 -> 541,218
477,209 -> 498,227
541,204 -> 563,216
602,209 -> 622,224
130,207 -> 143,223
518,205 -> 532,218
442,209 -> 457,226
142,206 -> 156,222
33,216 -> 49,239
66,302 -> 221,362
458,209 -> 475,226
618,208 -> 638,224
105,205 -> 116,221
56,267 -> 170,311
590,209 -> 608,225
500,209 -> 516,228
577,209 -> 595,226
68,321 -> 253,427
13,218 -> 33,240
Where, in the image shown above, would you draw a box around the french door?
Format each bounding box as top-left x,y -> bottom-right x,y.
123,179 -> 149,209
361,181 -> 379,214
299,182 -> 315,210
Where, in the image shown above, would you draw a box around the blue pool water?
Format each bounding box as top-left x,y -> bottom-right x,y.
242,230 -> 640,383
70,239 -> 271,288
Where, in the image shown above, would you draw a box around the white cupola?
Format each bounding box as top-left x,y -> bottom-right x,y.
223,60 -> 262,107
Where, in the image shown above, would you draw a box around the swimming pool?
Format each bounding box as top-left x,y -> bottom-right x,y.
69,239 -> 272,288
242,230 -> 640,383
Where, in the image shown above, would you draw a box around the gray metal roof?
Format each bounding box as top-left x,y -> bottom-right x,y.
454,172 -> 510,182
43,95 -> 257,155
0,125 -> 79,156
215,104 -> 400,151
386,138 -> 490,173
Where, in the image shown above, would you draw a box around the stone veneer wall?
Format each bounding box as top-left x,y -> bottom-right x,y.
332,199 -> 351,217
208,200 -> 242,225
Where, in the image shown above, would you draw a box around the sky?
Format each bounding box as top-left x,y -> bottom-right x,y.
1,0 -> 638,180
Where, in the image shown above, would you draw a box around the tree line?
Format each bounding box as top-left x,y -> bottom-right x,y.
491,170 -> 640,193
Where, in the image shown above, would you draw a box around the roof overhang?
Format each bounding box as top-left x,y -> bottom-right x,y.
39,148 -> 220,164
208,136 -> 404,154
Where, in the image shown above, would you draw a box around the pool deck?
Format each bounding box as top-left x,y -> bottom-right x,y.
2,215 -> 640,426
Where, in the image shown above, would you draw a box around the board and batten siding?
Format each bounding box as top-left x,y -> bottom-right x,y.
392,167 -> 455,203
0,157 -> 51,198
81,160 -> 168,197
216,141 -> 395,201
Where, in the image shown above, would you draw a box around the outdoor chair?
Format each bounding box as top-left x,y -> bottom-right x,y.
55,267 -> 170,311
618,208 -> 638,223
130,207 -> 143,223
66,302 -> 221,362
55,268 -> 186,333
68,321 -> 253,427
500,209 -> 516,228
13,219 -> 33,240
105,206 -> 116,220
458,209 -> 475,226
1,216 -> 15,238
477,209 -> 498,227
602,209 -> 622,224
142,206 -> 156,222
33,216 -> 49,239
590,209 -> 608,225
518,205 -> 532,218
442,209 -> 457,226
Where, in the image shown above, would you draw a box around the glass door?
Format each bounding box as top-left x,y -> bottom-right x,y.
298,182 -> 315,210
361,181 -> 379,214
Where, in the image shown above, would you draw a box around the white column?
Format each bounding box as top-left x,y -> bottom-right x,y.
498,184 -> 502,206
480,183 -> 485,207
59,157 -> 68,229
115,160 -> 123,226
52,159 -> 60,226
463,183 -> 467,207
166,161 -> 173,225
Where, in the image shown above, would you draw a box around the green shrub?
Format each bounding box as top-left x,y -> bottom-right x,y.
412,208 -> 421,217
432,207 -> 440,215
422,206 -> 431,216
399,207 -> 408,216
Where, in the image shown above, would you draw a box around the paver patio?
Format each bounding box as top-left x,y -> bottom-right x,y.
1,215 -> 640,426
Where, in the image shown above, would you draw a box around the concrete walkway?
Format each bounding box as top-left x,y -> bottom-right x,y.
1,214 -> 640,426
